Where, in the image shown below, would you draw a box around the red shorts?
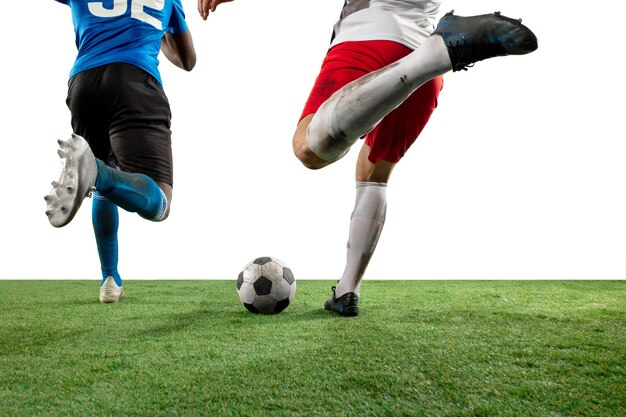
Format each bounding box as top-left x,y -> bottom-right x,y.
300,40 -> 443,164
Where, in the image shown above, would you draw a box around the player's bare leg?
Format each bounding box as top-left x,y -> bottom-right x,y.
295,11 -> 537,169
324,144 -> 394,317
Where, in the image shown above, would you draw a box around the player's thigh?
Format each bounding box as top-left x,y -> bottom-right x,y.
365,75 -> 444,165
110,125 -> 173,186
104,64 -> 174,187
66,68 -> 115,164
294,41 -> 391,159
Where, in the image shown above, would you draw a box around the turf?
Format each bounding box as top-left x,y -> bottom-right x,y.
0,280 -> 624,417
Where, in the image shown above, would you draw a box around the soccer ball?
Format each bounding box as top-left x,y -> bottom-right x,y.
236,257 -> 296,314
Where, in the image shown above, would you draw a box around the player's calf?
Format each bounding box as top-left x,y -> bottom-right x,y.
93,160 -> 169,222
293,140 -> 334,170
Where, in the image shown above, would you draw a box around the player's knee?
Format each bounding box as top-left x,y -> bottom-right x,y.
142,184 -> 171,222
152,206 -> 170,222
141,208 -> 169,222
293,141 -> 326,170
297,152 -> 325,170
293,126 -> 324,170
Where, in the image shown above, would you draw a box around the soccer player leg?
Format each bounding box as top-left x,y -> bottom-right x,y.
306,38 -> 452,165
44,133 -> 168,226
97,63 -> 173,222
93,160 -> 169,222
326,77 -> 443,316
324,145 -> 391,317
92,192 -> 124,303
338,179 -> 388,298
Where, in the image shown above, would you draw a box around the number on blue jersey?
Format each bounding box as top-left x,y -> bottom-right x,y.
88,0 -> 165,29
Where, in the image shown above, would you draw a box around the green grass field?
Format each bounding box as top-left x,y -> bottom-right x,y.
1,280 -> 624,416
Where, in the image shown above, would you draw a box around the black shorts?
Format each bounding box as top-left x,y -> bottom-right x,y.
66,62 -> 174,186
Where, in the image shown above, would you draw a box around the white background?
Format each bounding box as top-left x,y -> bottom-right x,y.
1,0 -> 624,280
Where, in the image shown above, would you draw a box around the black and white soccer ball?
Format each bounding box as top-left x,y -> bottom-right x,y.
236,257 -> 296,314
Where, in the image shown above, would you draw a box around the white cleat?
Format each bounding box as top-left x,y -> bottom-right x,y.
99,276 -> 124,304
44,133 -> 97,227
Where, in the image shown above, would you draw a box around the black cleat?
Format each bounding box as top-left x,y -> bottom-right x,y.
324,286 -> 359,317
432,10 -> 538,71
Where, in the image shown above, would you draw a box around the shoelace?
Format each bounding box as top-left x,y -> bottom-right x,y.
448,39 -> 505,71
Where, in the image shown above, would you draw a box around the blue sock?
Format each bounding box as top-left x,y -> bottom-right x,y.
95,159 -> 167,221
92,192 -> 122,287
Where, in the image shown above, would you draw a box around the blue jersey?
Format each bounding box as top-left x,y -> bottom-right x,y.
56,0 -> 189,85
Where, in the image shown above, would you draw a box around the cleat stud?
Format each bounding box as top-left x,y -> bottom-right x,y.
57,149 -> 68,159
44,195 -> 51,202
495,11 -> 501,16
45,210 -> 52,216
60,206 -> 67,212
518,18 -> 522,23
51,181 -> 59,188
66,186 -> 74,193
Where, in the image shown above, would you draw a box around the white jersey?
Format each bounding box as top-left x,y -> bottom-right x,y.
331,0 -> 441,50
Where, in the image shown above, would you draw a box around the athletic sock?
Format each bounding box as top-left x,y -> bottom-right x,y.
92,192 -> 122,287
335,182 -> 388,298
307,35 -> 451,162
94,159 -> 168,221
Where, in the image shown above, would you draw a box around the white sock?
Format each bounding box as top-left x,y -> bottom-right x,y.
307,35 -> 451,162
335,182 -> 388,297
